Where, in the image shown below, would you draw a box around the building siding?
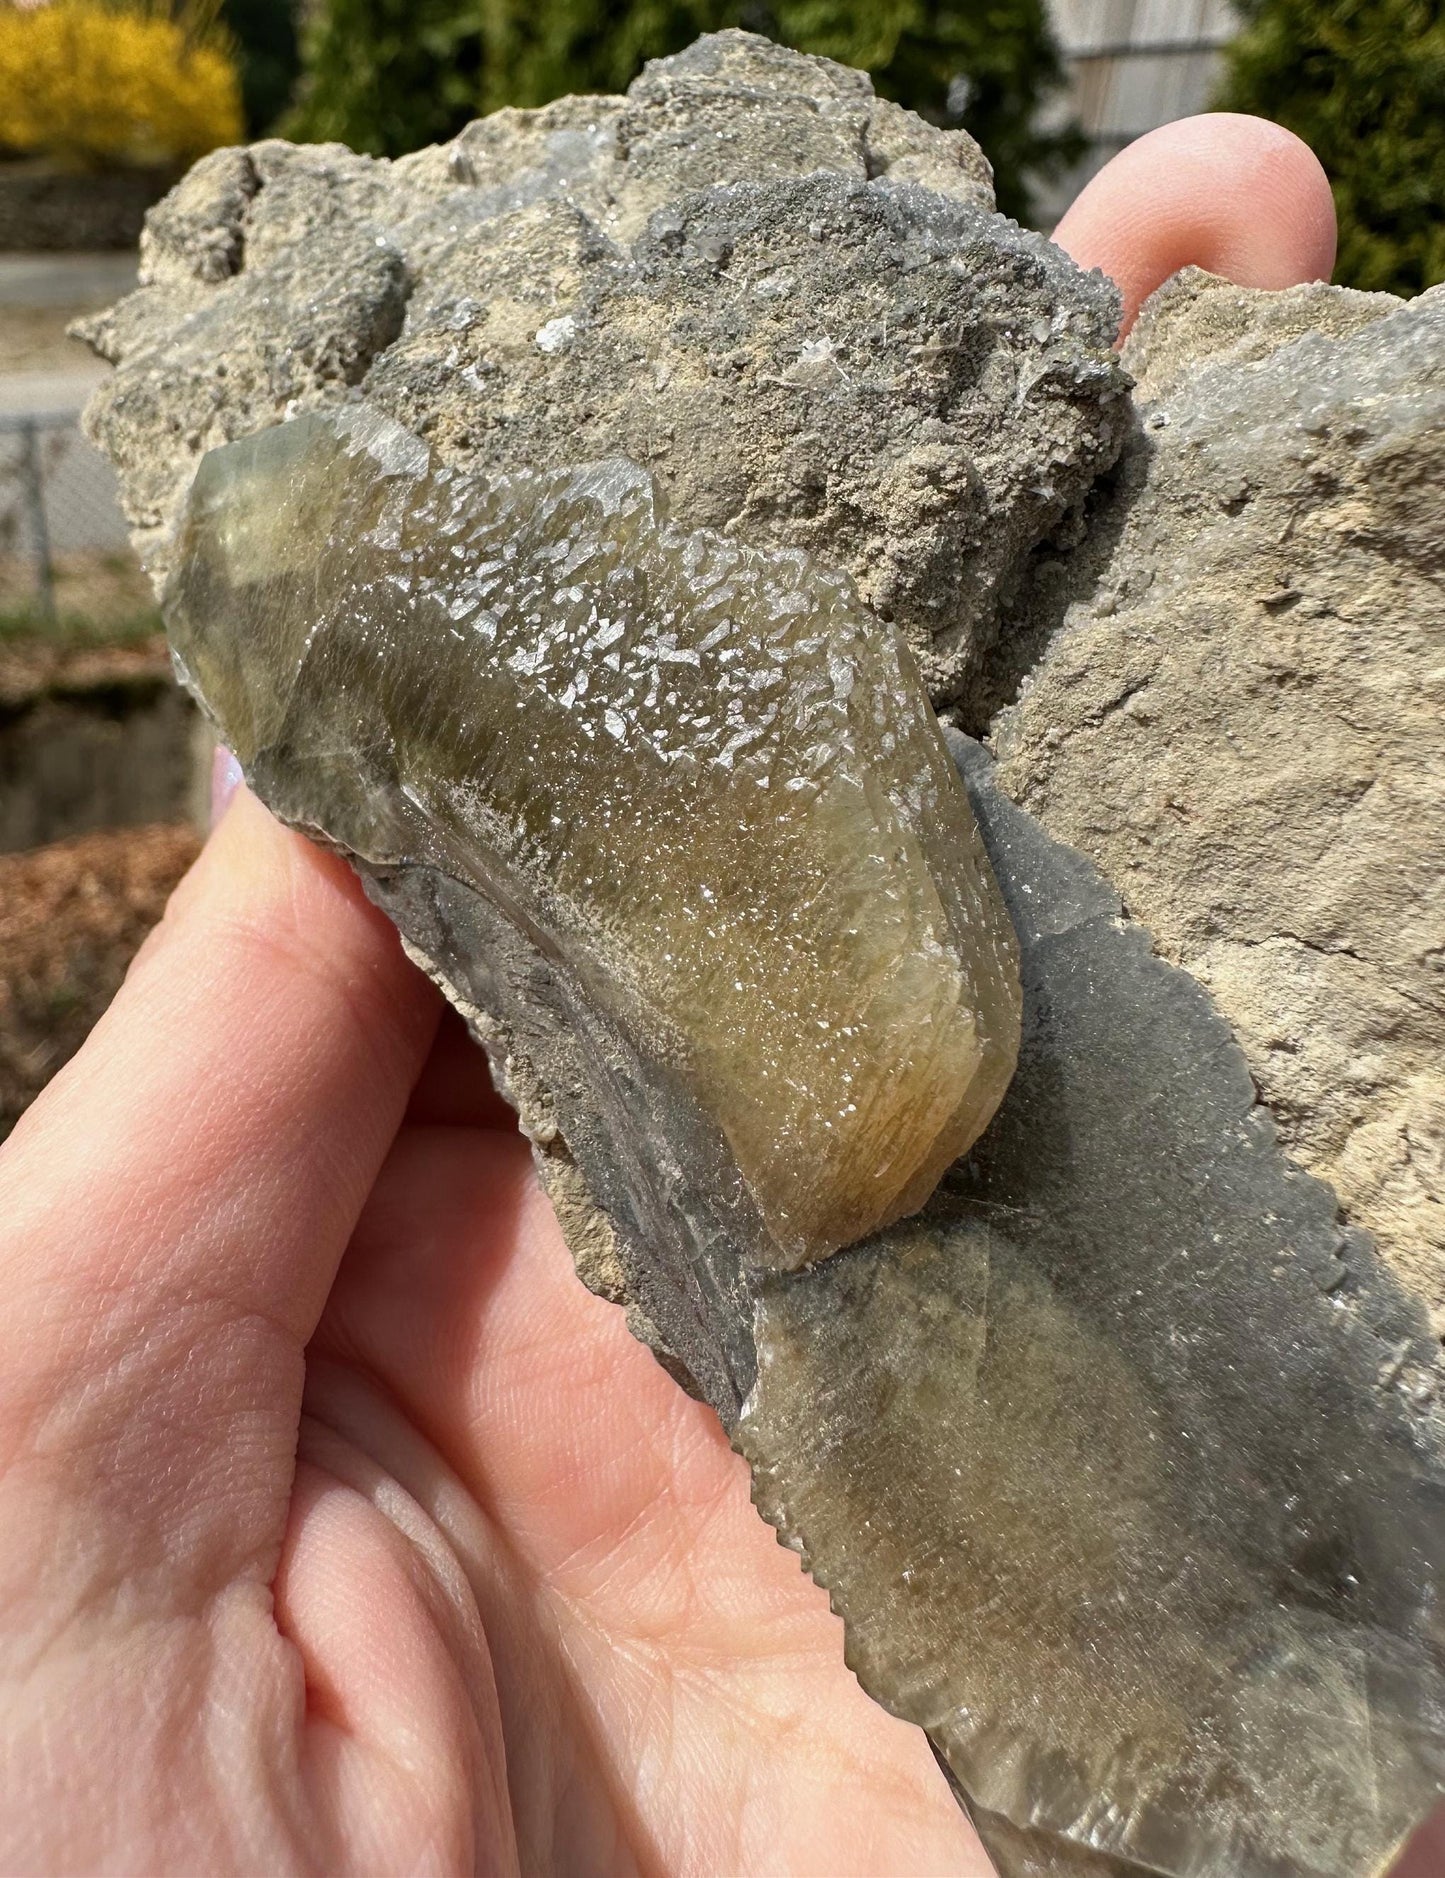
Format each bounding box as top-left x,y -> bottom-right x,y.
1037,1 -> 1241,224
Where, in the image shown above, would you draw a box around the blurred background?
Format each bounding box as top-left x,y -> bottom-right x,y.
0,0 -> 1442,1133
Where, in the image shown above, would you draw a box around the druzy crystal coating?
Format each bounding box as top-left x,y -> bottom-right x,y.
165,402 -> 1021,1268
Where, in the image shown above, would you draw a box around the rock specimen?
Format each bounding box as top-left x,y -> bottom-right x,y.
76,30 -> 1128,712
77,31 -> 1445,1878
165,399 -> 1021,1281
993,270 -> 1445,1325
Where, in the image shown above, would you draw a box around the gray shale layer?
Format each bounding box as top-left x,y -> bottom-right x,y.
995,267 -> 1445,1328
79,30 -> 1445,1878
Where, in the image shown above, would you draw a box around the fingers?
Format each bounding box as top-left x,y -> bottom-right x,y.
1054,113 -> 1337,335
0,789 -> 437,1592
313,1126 -> 720,1573
273,1453 -> 518,1876
1391,1803 -> 1445,1878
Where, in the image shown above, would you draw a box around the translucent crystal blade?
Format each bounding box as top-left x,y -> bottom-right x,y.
164,403 -> 1020,1270
740,740 -> 1445,1878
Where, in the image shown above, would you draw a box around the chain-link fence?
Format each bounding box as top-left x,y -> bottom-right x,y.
0,410 -> 136,625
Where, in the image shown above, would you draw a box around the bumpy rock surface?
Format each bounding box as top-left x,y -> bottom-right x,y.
165,400 -> 1020,1286
76,30 -> 1127,711
994,271 -> 1445,1324
76,36 -> 1445,1877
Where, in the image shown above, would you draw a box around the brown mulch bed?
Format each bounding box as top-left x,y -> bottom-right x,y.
0,630 -> 171,708
0,634 -> 198,852
0,822 -> 200,1136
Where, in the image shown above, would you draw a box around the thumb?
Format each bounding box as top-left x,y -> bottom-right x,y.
1054,113 -> 1337,335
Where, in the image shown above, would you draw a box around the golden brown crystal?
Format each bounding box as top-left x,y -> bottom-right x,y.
739,740 -> 1445,1878
165,403 -> 1021,1267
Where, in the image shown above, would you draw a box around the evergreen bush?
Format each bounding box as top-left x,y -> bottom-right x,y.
289,0 -> 484,154
221,0 -> 302,134
1218,0 -> 1445,297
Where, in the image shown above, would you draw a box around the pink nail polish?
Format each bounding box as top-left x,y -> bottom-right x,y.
210,745 -> 244,826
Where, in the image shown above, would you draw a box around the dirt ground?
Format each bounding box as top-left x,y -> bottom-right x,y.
0,633 -> 199,852
0,822 -> 199,1136
0,549 -> 157,636
0,629 -> 170,701
0,257 -> 198,1136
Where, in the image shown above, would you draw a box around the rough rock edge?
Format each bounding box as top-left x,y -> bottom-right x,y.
991,269 -> 1445,1328
375,856 -> 759,1420
396,930 -> 692,1383
1122,263 -> 1397,401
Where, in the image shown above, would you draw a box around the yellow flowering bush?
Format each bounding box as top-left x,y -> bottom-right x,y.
0,0 -> 243,170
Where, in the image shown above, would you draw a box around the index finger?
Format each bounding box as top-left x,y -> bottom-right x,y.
1054,113 -> 1337,334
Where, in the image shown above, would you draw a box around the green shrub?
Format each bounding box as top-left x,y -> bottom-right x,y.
290,0 -> 485,153
1218,0 -> 1445,297
474,0 -> 717,112
221,0 -> 302,133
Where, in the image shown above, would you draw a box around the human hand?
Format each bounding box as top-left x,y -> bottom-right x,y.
0,119 -> 1358,1878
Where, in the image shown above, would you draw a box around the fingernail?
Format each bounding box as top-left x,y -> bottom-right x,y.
210,745 -> 244,827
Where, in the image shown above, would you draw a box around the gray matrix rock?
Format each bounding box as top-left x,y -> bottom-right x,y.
993,270 -> 1445,1326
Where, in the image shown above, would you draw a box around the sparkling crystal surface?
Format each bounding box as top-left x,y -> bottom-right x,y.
164,402 -> 1021,1268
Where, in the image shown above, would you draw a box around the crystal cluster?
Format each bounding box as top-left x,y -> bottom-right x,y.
743,738 -> 1445,1878
81,30 -> 1445,1876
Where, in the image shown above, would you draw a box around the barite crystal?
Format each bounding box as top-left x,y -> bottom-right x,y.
165,401 -> 1021,1271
